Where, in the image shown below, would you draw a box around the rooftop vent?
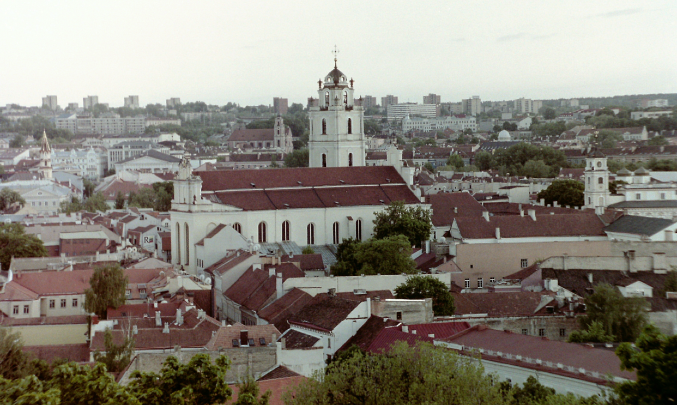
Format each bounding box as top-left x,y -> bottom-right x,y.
250,183 -> 256,187
339,180 -> 345,183
353,289 -> 367,295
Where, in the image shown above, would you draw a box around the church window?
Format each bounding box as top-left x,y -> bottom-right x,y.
176,223 -> 181,264
232,223 -> 241,233
282,221 -> 290,242
184,223 -> 190,265
307,223 -> 315,245
636,193 -> 641,200
322,119 -> 327,135
348,118 -> 352,134
588,197 -> 592,205
598,177 -> 603,184
277,140 -> 280,147
343,91 -> 347,104
355,219 -> 362,241
348,153 -> 353,167
587,177 -> 591,184
322,154 -> 327,167
661,193 -> 666,200
325,92 -> 329,106
258,222 -> 267,243
597,161 -> 602,167
333,222 -> 340,244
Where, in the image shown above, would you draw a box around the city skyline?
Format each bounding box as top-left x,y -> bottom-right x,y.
1,0 -> 676,108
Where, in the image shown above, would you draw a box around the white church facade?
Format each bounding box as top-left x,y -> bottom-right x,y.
170,59 -> 422,275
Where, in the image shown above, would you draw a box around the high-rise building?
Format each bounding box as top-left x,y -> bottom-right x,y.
461,96 -> 482,116
273,97 -> 288,115
83,96 -> 99,110
124,95 -> 140,109
42,95 -> 58,110
381,95 -> 399,110
362,95 -> 378,109
166,97 -> 181,108
67,102 -> 79,111
387,103 -> 438,120
423,93 -> 441,105
515,97 -> 537,114
308,58 -> 366,168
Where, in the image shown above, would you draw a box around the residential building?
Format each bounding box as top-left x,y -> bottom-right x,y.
387,103 -> 437,120
0,148 -> 31,166
514,98 -> 536,114
145,117 -> 182,128
381,95 -> 398,110
166,97 -> 181,108
637,99 -> 669,108
82,95 -> 99,110
461,96 -> 481,116
402,115 -> 477,132
630,110 -> 673,120
362,95 -> 378,109
423,93 -> 441,104
307,60 -> 366,167
107,140 -> 171,164
124,95 -> 139,109
273,97 -> 288,115
51,148 -> 107,180
54,113 -> 147,135
42,95 -> 57,110
24,223 -> 121,257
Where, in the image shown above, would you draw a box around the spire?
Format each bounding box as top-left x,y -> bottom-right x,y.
332,45 -> 339,69
40,130 -> 51,154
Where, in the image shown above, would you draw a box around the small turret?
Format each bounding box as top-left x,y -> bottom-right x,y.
38,130 -> 52,180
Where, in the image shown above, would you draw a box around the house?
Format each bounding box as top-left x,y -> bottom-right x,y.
114,150 -> 181,174
603,215 -> 677,242
194,224 -> 250,272
24,223 -> 121,257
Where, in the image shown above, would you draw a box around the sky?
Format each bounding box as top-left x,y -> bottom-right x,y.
1,1 -> 676,108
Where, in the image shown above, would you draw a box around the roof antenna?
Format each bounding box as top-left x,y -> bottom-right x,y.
332,45 -> 339,69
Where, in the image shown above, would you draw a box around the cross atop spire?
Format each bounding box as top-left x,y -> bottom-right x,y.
332,45 -> 339,68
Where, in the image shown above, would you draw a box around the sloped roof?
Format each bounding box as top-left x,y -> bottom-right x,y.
451,292 -> 555,317
429,192 -> 486,227
205,323 -> 280,350
205,251 -> 254,276
454,212 -> 606,239
604,215 -> 674,236
541,268 -> 668,298
225,263 -> 305,312
367,328 -> 434,353
288,295 -> 361,332
116,149 -> 181,164
280,254 -> 324,271
258,288 -> 314,332
279,329 -> 319,349
339,316 -> 401,352
229,128 -> 274,142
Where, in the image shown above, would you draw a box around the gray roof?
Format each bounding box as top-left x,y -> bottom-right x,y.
116,149 -> 181,164
609,200 -> 677,209
604,215 -> 675,236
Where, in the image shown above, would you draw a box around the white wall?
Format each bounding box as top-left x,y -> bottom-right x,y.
283,273 -> 451,296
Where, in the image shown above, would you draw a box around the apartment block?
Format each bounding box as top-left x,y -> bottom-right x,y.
273,97 -> 288,115
83,96 -> 99,110
42,95 -> 58,110
461,96 -> 482,116
124,95 -> 140,109
423,93 -> 441,105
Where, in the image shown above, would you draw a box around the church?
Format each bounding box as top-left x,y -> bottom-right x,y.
171,59 -> 422,275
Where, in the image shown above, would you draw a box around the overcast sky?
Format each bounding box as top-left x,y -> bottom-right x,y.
2,1 -> 676,108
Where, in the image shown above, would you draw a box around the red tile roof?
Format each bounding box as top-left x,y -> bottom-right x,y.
451,292 -> 555,317
441,326 -> 635,380
279,329 -> 320,349
225,263 -> 305,312
258,365 -> 301,381
339,315 -> 401,352
23,344 -> 90,363
280,254 -> 324,271
454,212 -> 606,239
205,251 -> 254,276
429,192 -> 486,227
13,270 -> 93,296
258,288 -> 314,332
406,321 -> 470,339
288,296 -> 361,332
229,128 -> 275,142
367,328 -> 434,353
205,323 -> 280,350
228,374 -> 306,405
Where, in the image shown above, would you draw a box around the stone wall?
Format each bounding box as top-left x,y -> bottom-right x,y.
444,315 -> 581,342
372,298 -> 433,324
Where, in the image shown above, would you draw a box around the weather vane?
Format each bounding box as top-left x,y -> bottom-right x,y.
332,45 -> 339,68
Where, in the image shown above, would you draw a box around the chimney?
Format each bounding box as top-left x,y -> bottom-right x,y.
276,273 -> 283,299
482,211 -> 490,222
495,227 -> 501,240
328,288 -> 336,297
528,210 -> 536,221
652,252 -> 667,272
269,267 -> 276,277
163,322 -> 170,333
587,273 -> 593,284
665,230 -> 673,242
428,334 -> 435,338
595,206 -> 605,215
176,309 -> 183,326
155,311 -> 162,327
240,330 -> 249,346
281,337 -> 286,349
402,325 -> 409,333
197,309 -> 205,319
520,208 -> 524,217
132,324 -> 138,335
540,198 -> 545,206
425,240 -> 430,254
553,201 -> 559,208
453,207 -> 458,214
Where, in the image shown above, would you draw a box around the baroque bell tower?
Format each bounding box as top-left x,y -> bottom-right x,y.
308,48 -> 366,168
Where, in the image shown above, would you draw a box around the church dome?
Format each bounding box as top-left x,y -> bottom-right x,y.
497,130 -> 511,141
324,64 -> 348,88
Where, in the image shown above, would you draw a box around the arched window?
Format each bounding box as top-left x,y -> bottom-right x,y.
175,222 -> 181,264
587,177 -> 591,184
588,197 -> 592,205
282,220 -> 290,242
322,119 -> 327,135
258,222 -> 267,243
333,222 -> 340,244
343,91 -> 347,104
307,223 -> 315,245
348,153 -> 353,167
348,118 -> 352,134
232,223 -> 241,233
598,177 -> 604,184
184,223 -> 190,265
322,154 -> 327,167
355,219 -> 362,241
325,92 -> 329,106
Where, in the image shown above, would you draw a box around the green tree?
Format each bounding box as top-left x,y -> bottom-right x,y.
59,196 -> 83,214
115,192 -> 126,209
567,321 -> 615,343
93,330 -> 135,373
648,135 -> 668,146
152,181 -> 174,211
285,341 -> 504,405
128,354 -> 232,405
609,180 -> 627,194
615,325 -> 677,405
522,159 -> 552,178
302,246 -> 315,254
83,192 -> 109,213
657,267 -> 677,297
331,235 -> 417,277
372,201 -> 432,248
581,283 -> 648,342
84,264 -> 128,319
394,275 -> 455,316
423,162 -> 435,173
82,179 -> 96,198
0,188 -> 26,211
0,375 -> 62,404
0,328 -> 32,380
0,223 -> 47,271
537,180 -> 584,207
233,374 -> 271,405
474,151 -> 495,171
447,154 -> 464,170
543,108 -> 556,120
284,149 -> 309,168
9,134 -> 25,148
364,119 -> 380,135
